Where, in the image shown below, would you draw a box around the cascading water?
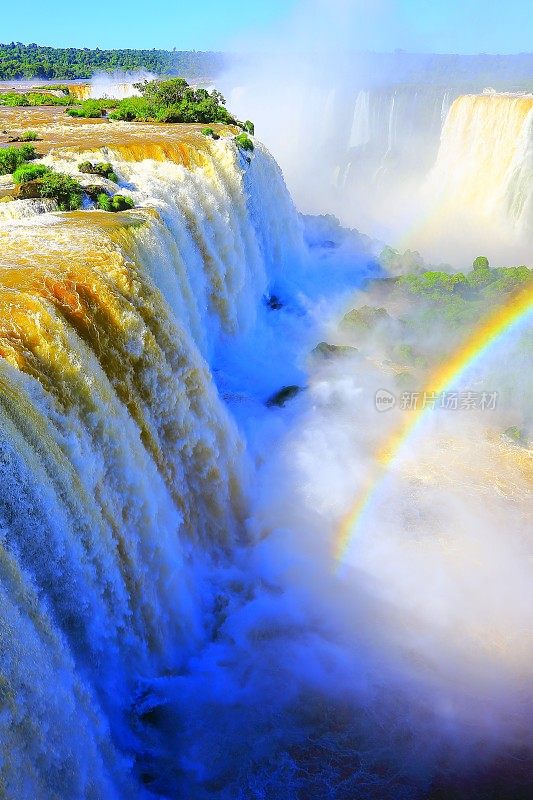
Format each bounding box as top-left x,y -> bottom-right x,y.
0,133 -> 305,798
0,102 -> 531,799
426,93 -> 533,233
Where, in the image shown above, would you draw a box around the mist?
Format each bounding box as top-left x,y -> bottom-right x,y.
219,2 -> 533,268
88,70 -> 156,98
126,207 -> 532,796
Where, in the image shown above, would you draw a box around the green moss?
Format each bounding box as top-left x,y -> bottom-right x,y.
78,161 -> 117,182
97,193 -> 134,212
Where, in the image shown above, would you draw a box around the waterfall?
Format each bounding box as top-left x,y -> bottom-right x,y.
68,73 -> 153,101
426,93 -> 533,233
348,90 -> 370,149
0,135 -> 304,798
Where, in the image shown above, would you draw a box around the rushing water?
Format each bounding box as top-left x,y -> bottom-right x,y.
0,134 -> 307,797
0,109 -> 531,798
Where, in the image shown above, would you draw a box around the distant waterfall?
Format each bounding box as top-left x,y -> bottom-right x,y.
426,93 -> 533,234
0,135 -> 303,798
340,86 -> 456,187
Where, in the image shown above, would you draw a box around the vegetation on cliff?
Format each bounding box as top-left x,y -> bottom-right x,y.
396,257 -> 532,325
234,132 -> 254,151
96,193 -> 134,212
108,78 -> 238,125
340,258 -> 532,372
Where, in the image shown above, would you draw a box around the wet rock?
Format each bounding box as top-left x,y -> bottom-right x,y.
266,385 -> 303,408
311,342 -> 358,359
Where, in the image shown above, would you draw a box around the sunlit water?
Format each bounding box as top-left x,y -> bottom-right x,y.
0,108 -> 531,798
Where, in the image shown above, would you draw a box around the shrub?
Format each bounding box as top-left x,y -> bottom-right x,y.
234,133 -> 254,152
35,84 -> 70,95
97,193 -> 134,212
67,100 -> 106,118
0,92 -> 71,107
135,77 -> 189,106
38,172 -> 83,211
0,144 -> 37,175
201,127 -> 220,140
12,163 -> 52,184
20,130 -> 39,141
112,195 -> 134,211
466,266 -> 491,289
78,161 -> 118,182
25,92 -> 72,106
109,97 -> 153,121
481,265 -> 533,297
0,93 -> 29,106
398,271 -> 467,296
243,120 -> 255,135
96,193 -> 112,211
380,245 -> 425,275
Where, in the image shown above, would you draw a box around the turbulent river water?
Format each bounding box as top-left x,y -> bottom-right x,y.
0,105 -> 531,799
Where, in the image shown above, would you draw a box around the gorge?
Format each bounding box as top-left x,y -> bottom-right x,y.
0,81 -> 531,799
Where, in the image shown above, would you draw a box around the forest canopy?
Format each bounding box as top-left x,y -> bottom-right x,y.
0,43 -> 226,80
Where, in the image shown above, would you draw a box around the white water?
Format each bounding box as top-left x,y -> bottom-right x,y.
226,71 -> 533,266
0,129 -> 531,799
0,136 -> 310,798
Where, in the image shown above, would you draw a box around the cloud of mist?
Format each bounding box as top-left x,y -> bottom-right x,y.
134,216 -> 532,796
220,1 -> 532,268
88,70 -> 156,99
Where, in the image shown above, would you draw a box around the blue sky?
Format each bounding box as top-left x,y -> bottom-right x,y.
2,0 -> 532,53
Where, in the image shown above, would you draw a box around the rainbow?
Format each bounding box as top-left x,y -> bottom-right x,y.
335,282 -> 533,563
